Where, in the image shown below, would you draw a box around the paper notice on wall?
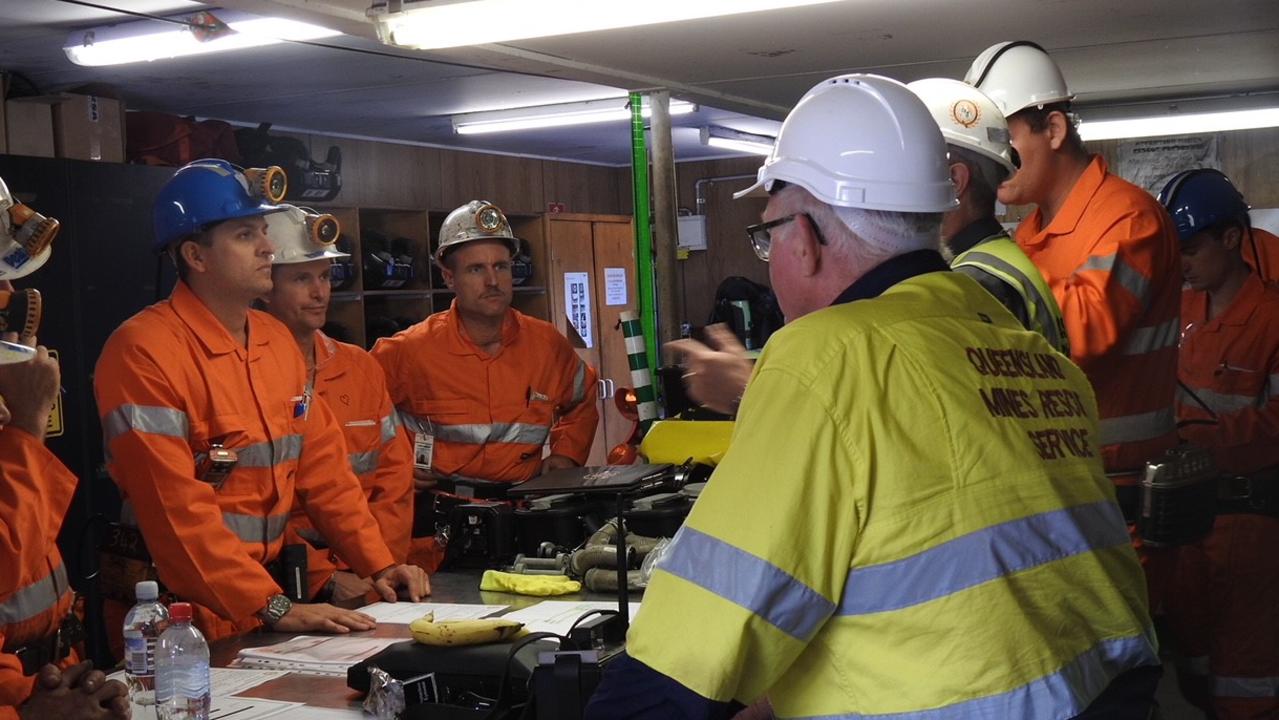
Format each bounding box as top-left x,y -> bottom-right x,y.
564,272 -> 594,348
604,267 -> 628,306
1116,135 -> 1220,196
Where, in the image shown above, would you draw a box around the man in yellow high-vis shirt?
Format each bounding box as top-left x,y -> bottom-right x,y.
587,74 -> 1157,720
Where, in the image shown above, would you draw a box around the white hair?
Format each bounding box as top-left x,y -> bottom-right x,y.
778,183 -> 943,261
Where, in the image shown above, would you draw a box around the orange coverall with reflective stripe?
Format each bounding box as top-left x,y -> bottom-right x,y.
0,429 -> 77,715
1168,272 -> 1279,719
373,303 -> 598,572
1016,155 -> 1181,475
94,281 -> 395,643
285,332 -> 414,600
373,303 -> 598,482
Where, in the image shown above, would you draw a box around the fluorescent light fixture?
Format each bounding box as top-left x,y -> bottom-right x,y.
64,11 -> 340,66
454,98 -> 695,135
1078,106 -> 1279,141
377,0 -> 843,49
700,125 -> 774,155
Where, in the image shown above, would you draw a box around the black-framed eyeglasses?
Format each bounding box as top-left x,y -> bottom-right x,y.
745,212 -> 825,262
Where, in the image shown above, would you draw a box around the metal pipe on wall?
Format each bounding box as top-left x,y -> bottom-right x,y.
648,90 -> 683,347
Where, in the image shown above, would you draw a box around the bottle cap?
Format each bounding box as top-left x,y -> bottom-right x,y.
169,602 -> 193,622
135,580 -> 159,601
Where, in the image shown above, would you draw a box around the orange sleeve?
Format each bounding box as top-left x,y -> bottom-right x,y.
367,371 -> 414,563
1181,343 -> 1279,463
94,338 -> 280,625
0,429 -> 77,591
1052,206 -> 1169,368
370,336 -> 408,409
294,396 -> 396,578
548,339 -> 599,465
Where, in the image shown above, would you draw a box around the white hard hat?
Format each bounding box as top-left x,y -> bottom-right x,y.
0,175 -> 58,281
435,200 -> 520,265
964,41 -> 1073,117
265,204 -> 347,265
734,74 -> 957,213
906,78 -> 1017,176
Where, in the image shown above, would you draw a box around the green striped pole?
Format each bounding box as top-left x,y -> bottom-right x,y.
620,310 -> 659,434
629,92 -> 660,384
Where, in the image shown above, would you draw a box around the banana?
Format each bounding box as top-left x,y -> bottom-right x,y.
409,612 -> 526,647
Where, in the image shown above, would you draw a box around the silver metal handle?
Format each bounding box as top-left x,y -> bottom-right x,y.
604,378 -> 616,398
598,379 -> 607,400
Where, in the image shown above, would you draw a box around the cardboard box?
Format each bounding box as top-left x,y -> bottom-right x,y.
4,98 -> 56,158
51,93 -> 125,162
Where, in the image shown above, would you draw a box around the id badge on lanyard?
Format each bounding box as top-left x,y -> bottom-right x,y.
414,431 -> 434,471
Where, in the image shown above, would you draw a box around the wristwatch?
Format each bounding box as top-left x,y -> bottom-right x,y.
256,593 -> 293,627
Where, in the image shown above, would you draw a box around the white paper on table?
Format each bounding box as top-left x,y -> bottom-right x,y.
236,635 -> 403,668
207,697 -> 303,720
120,695 -> 301,720
501,601 -> 641,636
267,706 -> 365,720
356,601 -> 507,624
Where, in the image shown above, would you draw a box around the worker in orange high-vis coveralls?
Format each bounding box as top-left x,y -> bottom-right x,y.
967,41 -> 1181,606
373,200 -> 598,573
94,160 -> 427,647
0,320 -> 130,718
261,205 -> 415,603
1158,169 -> 1279,719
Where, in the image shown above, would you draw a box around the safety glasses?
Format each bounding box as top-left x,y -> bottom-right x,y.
745,213 -> 826,262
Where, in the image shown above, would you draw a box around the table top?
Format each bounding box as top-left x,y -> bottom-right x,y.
208,570 -> 633,714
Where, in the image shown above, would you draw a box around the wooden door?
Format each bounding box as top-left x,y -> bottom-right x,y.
589,219 -> 640,456
547,218 -> 608,465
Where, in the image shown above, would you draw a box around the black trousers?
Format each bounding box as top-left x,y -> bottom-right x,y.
1072,665 -> 1163,720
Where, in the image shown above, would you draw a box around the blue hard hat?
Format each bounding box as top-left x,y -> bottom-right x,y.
152,159 -> 286,252
1157,168 -> 1251,242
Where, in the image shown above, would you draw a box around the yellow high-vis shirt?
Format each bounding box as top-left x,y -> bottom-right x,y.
627,269 -> 1155,719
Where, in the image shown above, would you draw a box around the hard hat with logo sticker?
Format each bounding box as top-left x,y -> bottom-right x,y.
434,200 -> 521,265
964,40 -> 1073,118
0,175 -> 59,281
152,158 -> 288,252
734,73 -> 956,213
907,77 -> 1017,177
266,204 -> 347,264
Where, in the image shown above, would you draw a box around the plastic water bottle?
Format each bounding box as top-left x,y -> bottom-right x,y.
155,602 -> 211,720
123,580 -> 169,705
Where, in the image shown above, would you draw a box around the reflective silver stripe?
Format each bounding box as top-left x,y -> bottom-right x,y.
379,413 -> 399,444
295,526 -> 326,546
1214,675 -> 1279,698
789,633 -> 1157,720
397,408 -> 428,436
1099,407 -> 1175,445
222,512 -> 289,544
103,404 -> 189,444
569,359 -> 588,407
955,250 -> 1067,354
0,564 -> 70,624
659,527 -> 834,641
1178,386 -> 1262,414
434,422 -> 550,446
1122,319 -> 1179,355
235,435 -> 304,467
1078,253 -> 1151,308
349,450 -> 380,475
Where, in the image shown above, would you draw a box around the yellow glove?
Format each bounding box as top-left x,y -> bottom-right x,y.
480,570 -> 582,596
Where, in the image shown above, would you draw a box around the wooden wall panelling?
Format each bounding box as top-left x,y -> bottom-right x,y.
439,149 -> 545,213
541,161 -> 624,215
673,157 -> 770,330
1221,127 -> 1279,207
